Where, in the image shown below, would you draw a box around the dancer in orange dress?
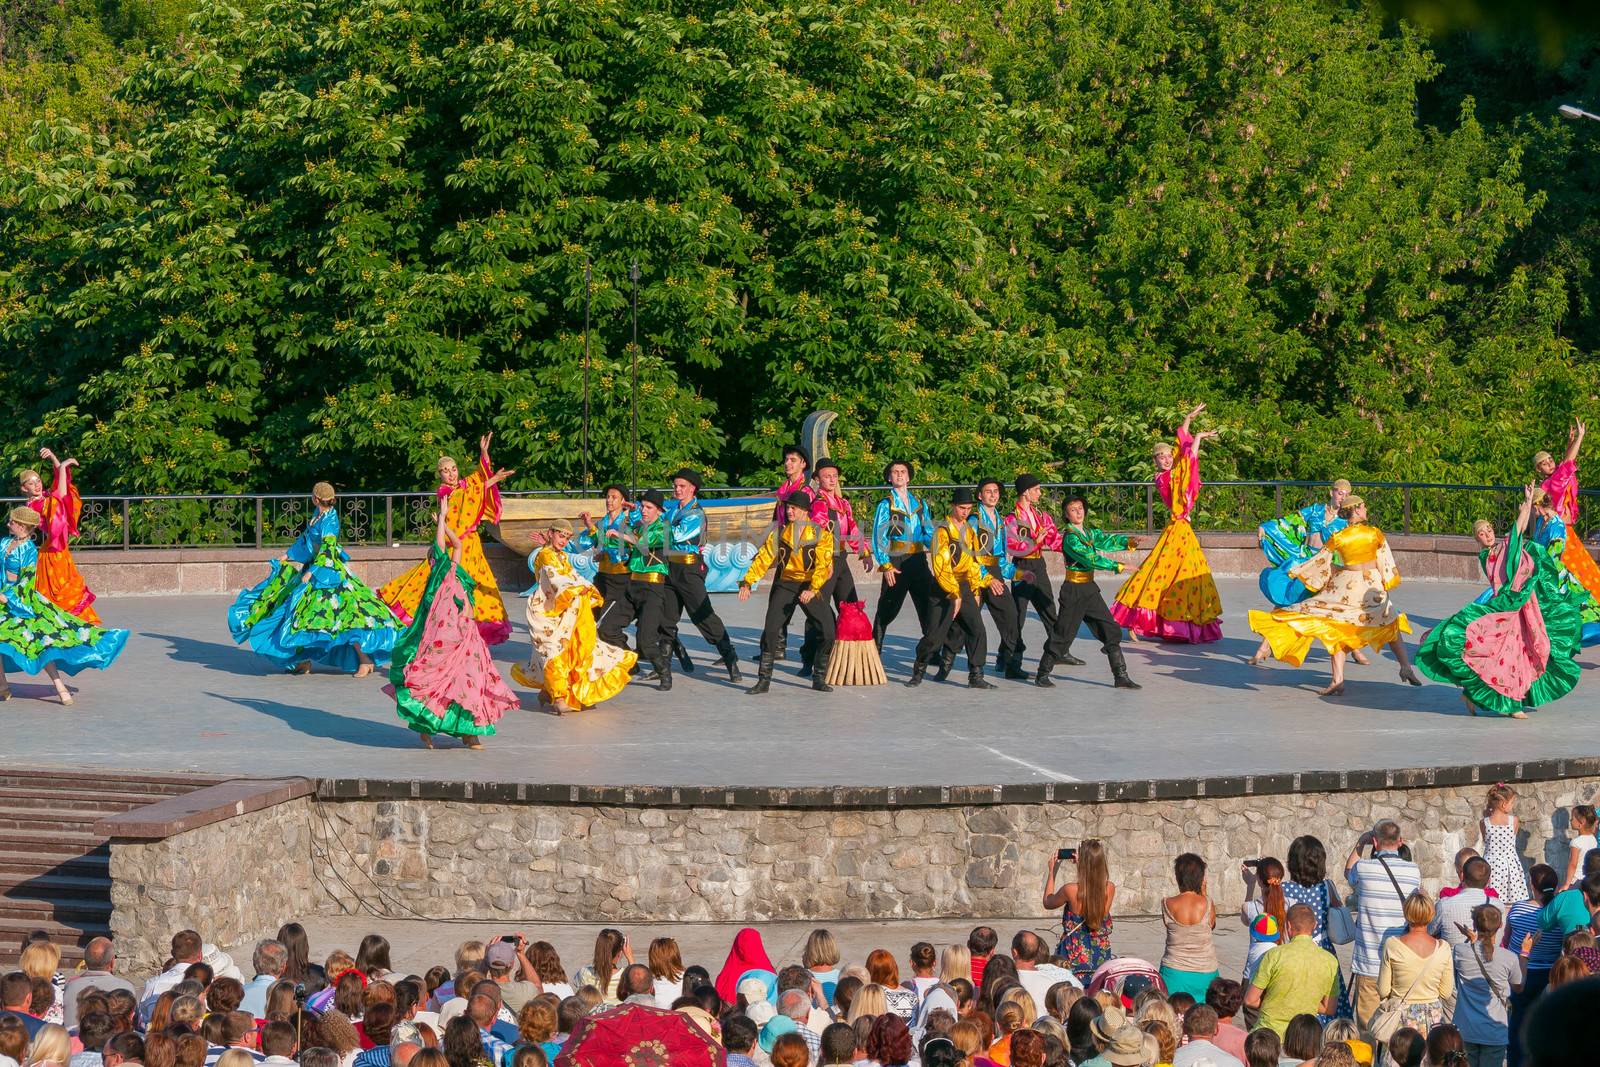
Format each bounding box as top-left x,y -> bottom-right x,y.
379,434 -> 515,645
20,448 -> 102,624
1110,404 -> 1224,642
1535,419 -> 1600,605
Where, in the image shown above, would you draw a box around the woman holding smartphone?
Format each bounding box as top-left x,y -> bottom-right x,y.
1043,840 -> 1116,982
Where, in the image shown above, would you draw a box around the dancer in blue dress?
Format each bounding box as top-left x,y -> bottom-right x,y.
228,482 -> 400,675
1257,480 -> 1351,606
0,507 -> 128,704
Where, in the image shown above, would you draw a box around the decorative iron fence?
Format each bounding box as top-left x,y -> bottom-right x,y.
23,480 -> 1589,550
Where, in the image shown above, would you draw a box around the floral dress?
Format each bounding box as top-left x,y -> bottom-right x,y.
1282,879 -> 1352,1019
0,536 -> 127,675
1058,903 -> 1114,983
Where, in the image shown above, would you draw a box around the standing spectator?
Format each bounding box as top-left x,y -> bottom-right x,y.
573,932 -> 630,1006
1434,859 -> 1494,948
1376,893 -> 1454,1036
1240,858 -> 1288,990
1537,872 -> 1600,943
1202,979 -> 1247,1064
1475,785 -> 1528,903
1281,835 -> 1351,1019
803,932 -> 842,1005
1159,854 -> 1219,1002
1244,905 -> 1339,1038
240,944 -> 287,1021
647,940 -> 685,1010
969,930 -> 999,989
1345,821 -> 1422,1030
62,942 -> 134,1032
1171,1005 -> 1241,1067
1043,841 -> 1116,984
1504,861 -> 1558,1067
1560,805 -> 1598,890
1453,904 -> 1520,1067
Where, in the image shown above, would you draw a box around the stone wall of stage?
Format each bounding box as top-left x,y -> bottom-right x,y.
104,766 -> 1600,970
74,533 -> 1487,598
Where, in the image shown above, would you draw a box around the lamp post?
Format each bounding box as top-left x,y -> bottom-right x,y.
1558,103 -> 1600,123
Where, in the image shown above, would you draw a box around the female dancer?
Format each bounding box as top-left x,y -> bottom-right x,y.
21,448 -> 102,623
390,508 -> 520,748
1535,420 -> 1600,603
1257,479 -> 1351,606
0,507 -> 128,704
380,435 -> 515,644
511,519 -> 636,714
1415,488 -> 1581,718
227,483 -> 399,675
1111,404 -> 1223,642
1247,495 -> 1424,694
1527,487 -> 1600,645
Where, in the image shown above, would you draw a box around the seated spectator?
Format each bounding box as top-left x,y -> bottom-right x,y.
1319,1019 -> 1371,1067
482,943 -> 538,1016
352,1006 -> 397,1067
101,1032 -> 142,1067
1,976 -> 44,1039
239,945 -> 286,1022
143,935 -> 207,1019
1423,1025 -> 1464,1067
721,1015 -> 758,1067
1242,1029 -> 1280,1067
1280,1014 -> 1322,1066
526,947 -> 571,1004
865,953 -> 916,1020
768,1032 -> 808,1067
26,1025 -> 70,1067
71,1013 -> 117,1067
803,933 -> 842,1006
1433,859 -> 1494,947
865,1014 -> 912,1067
1383,1028 -> 1425,1067
1244,905 -> 1339,1037
1202,979 -> 1246,1063
63,944 -> 133,1033
614,967 -> 653,1007
1316,1044 -> 1358,1067
906,944 -> 938,1002
1171,1005 -> 1241,1067
969,929 -> 999,989
256,1025 -> 297,1067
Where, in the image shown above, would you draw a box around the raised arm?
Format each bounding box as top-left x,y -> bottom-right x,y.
1565,420 -> 1586,465
1517,484 -> 1537,538
1179,403 -> 1205,436
39,448 -> 76,495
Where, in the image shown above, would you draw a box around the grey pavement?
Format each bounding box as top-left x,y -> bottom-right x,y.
2,576 -> 1594,787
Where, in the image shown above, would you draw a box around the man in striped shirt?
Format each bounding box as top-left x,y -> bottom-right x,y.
1345,820 -> 1422,1035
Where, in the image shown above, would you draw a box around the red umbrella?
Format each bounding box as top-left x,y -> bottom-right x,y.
553,1003 -> 726,1067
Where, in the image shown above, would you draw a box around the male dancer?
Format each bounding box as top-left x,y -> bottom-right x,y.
576,485 -> 636,649
869,459 -> 936,649
1005,474 -> 1065,664
773,444 -> 811,523
798,459 -> 864,677
739,489 -> 836,694
661,468 -> 742,683
907,488 -> 995,689
953,478 -> 1026,680
1036,494 -> 1141,690
593,489 -> 673,690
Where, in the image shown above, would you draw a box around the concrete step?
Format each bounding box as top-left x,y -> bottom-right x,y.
0,770 -> 204,795
0,850 -> 110,878
0,809 -> 118,832
1,895 -> 113,921
0,830 -> 108,854
0,871 -> 113,901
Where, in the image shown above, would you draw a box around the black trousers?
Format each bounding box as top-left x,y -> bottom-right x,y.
1010,557 -> 1057,658
661,559 -> 731,651
763,581 -> 835,661
917,587 -> 985,668
800,562 -> 858,666
872,552 -> 937,644
1048,579 -> 1122,659
593,570 -> 630,650
598,578 -> 669,666
943,582 -> 1019,664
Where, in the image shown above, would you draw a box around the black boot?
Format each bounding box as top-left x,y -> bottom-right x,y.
1108,648 -> 1141,690
994,650 -> 1006,673
1035,652 -> 1056,688
1002,651 -> 1029,681
746,653 -> 775,695
904,658 -> 928,687
1059,649 -> 1085,667
968,667 -> 997,690
653,654 -> 673,692
811,649 -> 834,692
673,638 -> 694,673
797,656 -> 814,679
717,638 -> 742,684
934,646 -> 956,682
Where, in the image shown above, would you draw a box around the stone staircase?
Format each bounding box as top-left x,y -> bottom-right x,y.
0,769 -> 215,968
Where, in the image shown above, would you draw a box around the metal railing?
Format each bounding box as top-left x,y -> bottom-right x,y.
16,480 -> 1592,550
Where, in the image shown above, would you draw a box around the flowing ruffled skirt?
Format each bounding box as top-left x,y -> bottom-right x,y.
1248,609 -> 1411,667
1258,522 -> 1313,607
380,532 -> 510,645
228,549 -> 400,672
510,579 -> 634,710
35,548 -> 102,625
1111,518 -> 1222,642
0,587 -> 127,676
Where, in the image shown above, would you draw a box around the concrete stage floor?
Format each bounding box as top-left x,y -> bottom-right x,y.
1,577 -> 1592,787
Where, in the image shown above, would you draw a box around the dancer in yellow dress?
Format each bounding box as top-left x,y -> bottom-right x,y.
1247,496 -> 1425,695
512,519 -> 636,714
380,434 -> 515,645
1111,404 -> 1224,642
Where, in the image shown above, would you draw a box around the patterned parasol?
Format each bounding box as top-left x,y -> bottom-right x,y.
553,1003 -> 726,1067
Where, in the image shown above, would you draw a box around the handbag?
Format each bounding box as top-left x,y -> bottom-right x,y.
1369,944 -> 1447,1043
1324,879 -> 1357,946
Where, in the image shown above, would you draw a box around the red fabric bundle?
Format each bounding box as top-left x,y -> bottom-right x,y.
836,600 -> 872,641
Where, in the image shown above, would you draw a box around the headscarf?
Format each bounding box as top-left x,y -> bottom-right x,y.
1570,945 -> 1600,975
714,928 -> 775,1002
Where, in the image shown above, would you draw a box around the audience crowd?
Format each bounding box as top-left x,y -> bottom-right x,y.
0,788 -> 1593,1067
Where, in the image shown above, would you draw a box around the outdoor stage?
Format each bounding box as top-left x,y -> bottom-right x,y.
8,576 -> 1595,788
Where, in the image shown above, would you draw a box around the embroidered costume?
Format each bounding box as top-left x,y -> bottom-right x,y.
1005,476 -> 1061,665
661,471 -> 742,682
742,489 -> 835,694
574,504 -> 637,635
380,450 -> 510,645
511,545 -> 635,712
948,496 -> 1023,679
26,463 -> 102,624
1112,426 -> 1224,642
802,465 -> 865,675
1247,524 -> 1412,666
593,492 -> 675,689
0,534 -> 127,678
1528,511 -> 1600,647
907,490 -> 994,689
1416,525 -> 1581,717
228,505 -> 399,672
1037,519 -> 1139,689
1540,454 -> 1600,604
1258,503 -> 1348,607
869,485 -> 937,648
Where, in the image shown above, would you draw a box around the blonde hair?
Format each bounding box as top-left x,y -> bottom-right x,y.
949,1021 -> 984,1059
1133,998 -> 1177,1035
999,987 -> 1038,1026
17,470 -> 41,489
1534,450 -> 1555,467
1322,1018 -> 1361,1045
1484,783 -> 1517,817
939,944 -> 971,984
215,1051 -> 256,1067
1472,519 -> 1493,538
453,941 -> 485,970
23,1025 -> 69,1067
1403,890 -> 1435,928
1152,441 -> 1174,457
802,929 -> 840,970
1331,478 -> 1352,493
995,1001 -> 1026,1035
312,481 -> 336,505
19,942 -> 59,982
847,984 -> 887,1024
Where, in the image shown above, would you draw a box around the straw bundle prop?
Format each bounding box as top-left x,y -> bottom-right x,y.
825,600 -> 887,686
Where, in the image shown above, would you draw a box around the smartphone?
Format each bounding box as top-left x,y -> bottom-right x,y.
1057,847 -> 1077,861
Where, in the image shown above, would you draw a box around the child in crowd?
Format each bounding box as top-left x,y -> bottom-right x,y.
1563,804 -> 1598,889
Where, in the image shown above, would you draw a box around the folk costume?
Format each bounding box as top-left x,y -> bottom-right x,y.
593,490 -> 674,690
869,477 -> 938,648
1005,475 -> 1061,666
23,458 -> 102,624
662,470 -> 742,683
573,496 -> 637,635
379,446 -> 510,645
1539,448 -> 1600,604
771,444 -> 811,524
1037,511 -> 1139,690
1111,425 -> 1224,642
1528,509 -> 1600,646
741,489 -> 836,694
512,528 -> 636,714
0,509 -> 128,703
944,490 -> 1024,680
1258,496 -> 1349,607
801,461 -> 865,676
228,489 -> 399,673
907,489 -> 995,690
1416,519 -> 1581,718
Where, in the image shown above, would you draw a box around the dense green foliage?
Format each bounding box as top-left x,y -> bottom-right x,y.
0,0 -> 1598,494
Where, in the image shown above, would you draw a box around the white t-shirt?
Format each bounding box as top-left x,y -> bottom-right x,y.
1569,834 -> 1598,885
653,977 -> 682,1009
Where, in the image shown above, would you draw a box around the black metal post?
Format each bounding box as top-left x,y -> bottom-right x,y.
630,258 -> 640,494
582,257 -> 591,491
